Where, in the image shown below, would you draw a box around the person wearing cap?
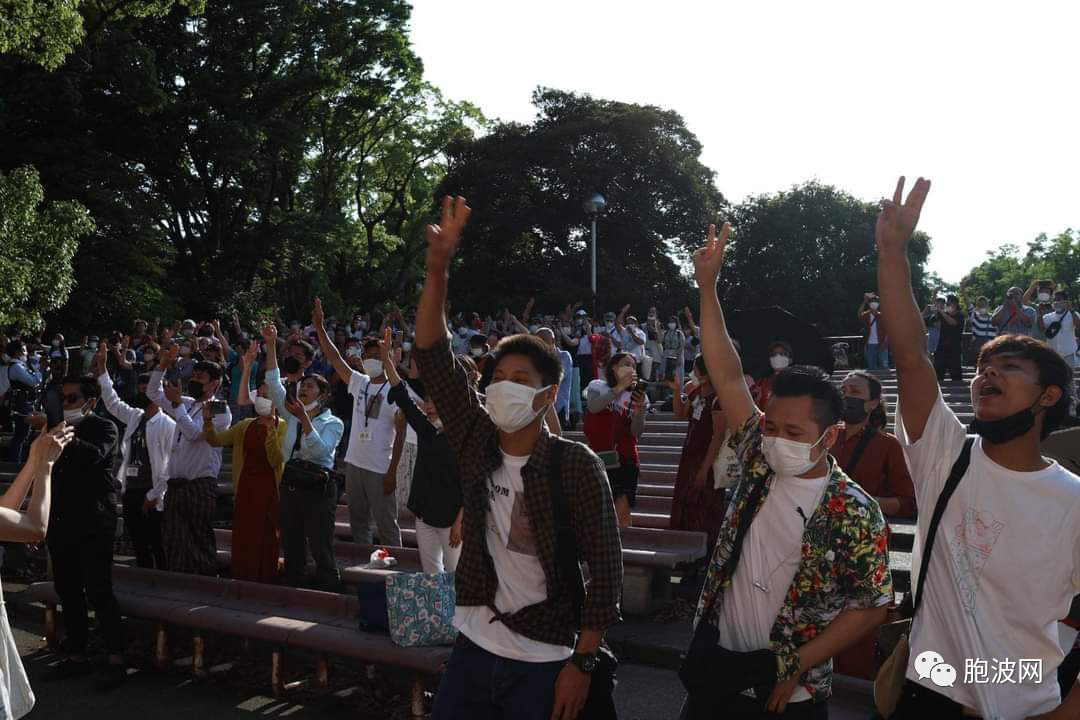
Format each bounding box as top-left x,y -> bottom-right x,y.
992,286 -> 1037,337
180,319 -> 197,338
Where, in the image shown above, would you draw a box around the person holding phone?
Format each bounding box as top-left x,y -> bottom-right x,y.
991,286 -> 1037,336
585,352 -> 650,528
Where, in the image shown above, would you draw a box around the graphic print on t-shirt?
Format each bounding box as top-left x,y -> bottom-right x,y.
359,390 -> 384,420
949,508 -> 1005,619
507,495 -> 538,555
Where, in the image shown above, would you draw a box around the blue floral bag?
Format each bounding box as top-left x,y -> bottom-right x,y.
384,572 -> 457,647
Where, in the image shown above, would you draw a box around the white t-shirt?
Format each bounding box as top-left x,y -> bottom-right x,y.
716,472 -> 827,704
1043,310 -> 1078,359
896,393 -> 1080,719
622,327 -> 646,361
345,371 -> 398,474
454,452 -> 573,663
868,314 -> 880,345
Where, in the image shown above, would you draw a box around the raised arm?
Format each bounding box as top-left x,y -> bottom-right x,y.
313,299 -> 352,385
615,304 -> 630,334
212,319 -> 232,359
683,307 -> 700,337
693,223 -> 756,430
416,197 -> 471,348
875,176 -> 936,442
0,427 -> 71,541
236,340 -> 258,407
94,344 -> 140,425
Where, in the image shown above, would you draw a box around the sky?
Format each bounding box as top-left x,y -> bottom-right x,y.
408,0 -> 1079,285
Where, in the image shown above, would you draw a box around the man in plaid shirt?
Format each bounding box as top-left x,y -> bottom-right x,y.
414,196 -> 623,720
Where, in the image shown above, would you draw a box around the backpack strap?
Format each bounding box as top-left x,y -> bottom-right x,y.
912,437 -> 975,620
547,438 -> 586,612
845,428 -> 878,478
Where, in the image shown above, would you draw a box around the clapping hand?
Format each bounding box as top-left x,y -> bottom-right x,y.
875,176 -> 931,256
692,222 -> 731,289
425,195 -> 471,270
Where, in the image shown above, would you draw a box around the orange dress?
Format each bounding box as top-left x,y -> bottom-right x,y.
231,422 -> 280,583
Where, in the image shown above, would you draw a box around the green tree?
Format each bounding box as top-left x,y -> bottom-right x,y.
435,87 -> 726,316
722,181 -> 933,336
0,166 -> 93,330
958,230 -> 1080,308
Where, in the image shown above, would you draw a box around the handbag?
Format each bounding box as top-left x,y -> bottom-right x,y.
384,572 -> 458,647
548,439 -> 619,719
281,423 -> 331,492
873,437 -> 974,718
678,474 -> 777,716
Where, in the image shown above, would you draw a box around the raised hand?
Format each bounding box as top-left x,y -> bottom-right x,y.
312,298 -> 325,328
261,322 -> 278,345
93,342 -> 109,375
692,222 -> 731,289
875,176 -> 931,255
30,423 -> 74,465
425,195 -> 471,270
241,339 -> 258,367
159,343 -> 180,369
377,326 -> 393,366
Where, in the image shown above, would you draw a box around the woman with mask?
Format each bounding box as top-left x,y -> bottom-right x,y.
585,352 -> 649,528
968,296 -> 996,366
201,341 -> 287,583
661,314 -> 686,392
668,355 -> 731,547
754,340 -> 793,409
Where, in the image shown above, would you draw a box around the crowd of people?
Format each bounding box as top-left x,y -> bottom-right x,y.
0,180 -> 1077,718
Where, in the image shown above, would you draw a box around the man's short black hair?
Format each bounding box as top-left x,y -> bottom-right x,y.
193,361 -> 223,380
63,375 -> 101,401
978,335 -> 1074,439
771,365 -> 843,432
493,334 -> 563,388
769,340 -> 793,356
469,334 -> 488,349
288,339 -> 315,361
362,338 -> 380,354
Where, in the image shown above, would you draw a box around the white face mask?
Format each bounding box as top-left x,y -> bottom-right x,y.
1037,292 -> 1052,303
64,404 -> 89,426
303,399 -> 320,413
253,396 -> 274,416
762,429 -> 830,476
869,302 -> 880,311
485,381 -> 551,433
362,358 -> 384,377
431,418 -> 444,431
402,342 -> 413,352
770,355 -> 791,370
976,307 -> 988,316
470,348 -> 485,358
667,322 -> 677,330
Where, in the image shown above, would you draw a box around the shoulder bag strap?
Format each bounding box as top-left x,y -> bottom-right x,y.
846,428 -> 877,478
912,437 -> 975,619
289,418 -> 304,460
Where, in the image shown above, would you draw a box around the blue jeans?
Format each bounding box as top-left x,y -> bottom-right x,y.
864,343 -> 889,370
431,634 -> 566,720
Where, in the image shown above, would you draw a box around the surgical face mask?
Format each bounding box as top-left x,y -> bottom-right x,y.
402,342 -> 413,353
970,396 -> 1044,445
431,418 -> 444,431
281,356 -> 302,375
362,358 -> 384,377
841,395 -> 868,424
470,348 -> 485,358
667,322 -> 677,330
88,342 -> 99,351
762,429 -> 830,476
1053,301 -> 1067,313
485,381 -> 551,433
182,328 -> 194,337
253,396 -> 274,416
345,347 -> 361,358
303,399 -> 320,413
770,354 -> 791,371
869,302 -> 880,311
627,323 -> 637,330
976,307 -> 988,316
1037,292 -> 1052,303
64,403 -> 89,426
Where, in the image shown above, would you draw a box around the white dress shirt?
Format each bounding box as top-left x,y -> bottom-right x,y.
147,369 -> 231,480
98,373 -> 176,510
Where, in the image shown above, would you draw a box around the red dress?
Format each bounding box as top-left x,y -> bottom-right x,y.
231,421 -> 280,583
669,389 -> 729,546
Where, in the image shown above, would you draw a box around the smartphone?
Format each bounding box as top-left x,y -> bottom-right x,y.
44,383 -> 64,430
633,380 -> 649,395
207,400 -> 228,417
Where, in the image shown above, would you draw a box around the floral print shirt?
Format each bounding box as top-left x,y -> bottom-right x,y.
693,412 -> 893,702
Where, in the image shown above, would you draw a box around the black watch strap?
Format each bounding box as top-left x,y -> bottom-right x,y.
570,652 -> 598,673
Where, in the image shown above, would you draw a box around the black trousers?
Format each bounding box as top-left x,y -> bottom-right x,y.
934,349 -> 963,383
891,681 -> 974,719
48,528 -> 124,656
279,480 -> 340,590
122,488 -> 166,569
680,693 -> 828,719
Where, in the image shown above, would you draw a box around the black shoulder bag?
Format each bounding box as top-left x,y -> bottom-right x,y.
874,437 -> 975,717
281,422 -> 331,492
678,474 -> 778,718
547,439 -> 619,720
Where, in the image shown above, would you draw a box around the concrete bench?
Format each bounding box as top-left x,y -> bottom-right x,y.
26,566 -> 449,716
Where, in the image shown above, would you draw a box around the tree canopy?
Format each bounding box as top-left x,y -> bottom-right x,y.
958,230 -> 1080,307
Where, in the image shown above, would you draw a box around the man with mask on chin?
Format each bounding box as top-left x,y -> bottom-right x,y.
148,344 -> 231,575
29,377 -> 126,690
876,177 -> 1080,720
681,222 -> 892,719
93,344 -> 175,570
415,197 -> 623,720
313,306 -> 406,548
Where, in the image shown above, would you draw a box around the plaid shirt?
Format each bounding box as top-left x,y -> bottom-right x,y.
414,336 -> 623,647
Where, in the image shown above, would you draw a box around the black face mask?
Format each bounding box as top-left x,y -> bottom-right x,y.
133,392 -> 151,410
187,380 -> 205,399
969,398 -> 1044,445
281,356 -> 302,375
842,396 -> 868,424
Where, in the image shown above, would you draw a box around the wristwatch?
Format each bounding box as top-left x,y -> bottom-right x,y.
569,651 -> 598,674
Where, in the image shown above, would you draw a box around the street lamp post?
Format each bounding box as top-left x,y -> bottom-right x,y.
582,192 -> 607,318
